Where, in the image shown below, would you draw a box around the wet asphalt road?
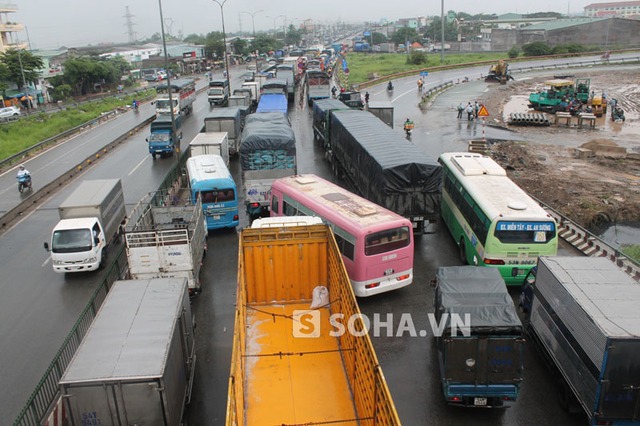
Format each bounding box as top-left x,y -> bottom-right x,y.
184,76 -> 586,425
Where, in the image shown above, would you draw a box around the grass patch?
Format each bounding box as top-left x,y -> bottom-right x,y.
340,52 -> 510,86
621,244 -> 640,263
0,90 -> 155,162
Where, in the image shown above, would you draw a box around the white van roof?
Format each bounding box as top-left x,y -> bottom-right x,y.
250,216 -> 323,228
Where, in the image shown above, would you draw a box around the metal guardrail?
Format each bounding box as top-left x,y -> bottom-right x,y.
0,114 -> 156,233
542,203 -> 640,281
12,145 -> 190,426
13,247 -> 129,426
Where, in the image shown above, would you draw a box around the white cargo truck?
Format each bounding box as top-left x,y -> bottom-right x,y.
124,189 -> 207,295
189,131 -> 229,165
59,277 -> 196,426
44,179 -> 126,273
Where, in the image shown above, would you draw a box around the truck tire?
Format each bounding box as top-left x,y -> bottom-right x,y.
151,153 -> 156,159
98,248 -> 107,270
459,238 -> 467,264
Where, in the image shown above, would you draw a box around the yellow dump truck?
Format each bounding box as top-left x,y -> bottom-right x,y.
227,224 -> 401,425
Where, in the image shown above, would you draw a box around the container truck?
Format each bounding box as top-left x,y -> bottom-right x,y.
275,63 -> 296,101
124,189 -> 207,295
327,109 -> 442,233
147,114 -> 183,159
226,224 -> 400,425
525,256 -> 640,424
434,266 -> 525,407
241,81 -> 261,107
59,277 -> 196,426
203,107 -> 242,156
239,112 -> 296,221
44,179 -> 126,273
189,131 -> 229,166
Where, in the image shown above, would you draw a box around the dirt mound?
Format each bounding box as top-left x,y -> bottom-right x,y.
491,141 -> 640,228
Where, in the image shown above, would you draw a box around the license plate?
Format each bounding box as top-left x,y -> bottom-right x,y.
474,398 -> 487,406
414,217 -> 424,221
213,215 -> 221,220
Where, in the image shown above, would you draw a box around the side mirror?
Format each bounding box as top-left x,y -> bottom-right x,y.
94,237 -> 100,245
145,138 -> 149,142
44,242 -> 50,251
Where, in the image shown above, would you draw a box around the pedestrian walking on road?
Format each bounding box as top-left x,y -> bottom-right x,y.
457,102 -> 464,119
474,101 -> 479,119
466,103 -> 474,121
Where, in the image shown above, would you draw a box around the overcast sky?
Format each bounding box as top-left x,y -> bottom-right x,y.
16,0 -> 592,50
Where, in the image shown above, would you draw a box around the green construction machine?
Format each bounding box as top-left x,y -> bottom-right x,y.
528,78 -> 590,113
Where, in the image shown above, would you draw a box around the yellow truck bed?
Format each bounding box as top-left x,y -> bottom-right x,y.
227,225 -> 400,426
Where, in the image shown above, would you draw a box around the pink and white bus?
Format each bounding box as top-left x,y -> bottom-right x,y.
270,174 -> 414,297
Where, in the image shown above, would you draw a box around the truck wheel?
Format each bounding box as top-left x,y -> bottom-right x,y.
151,153 -> 156,159
98,249 -> 107,270
459,238 -> 467,264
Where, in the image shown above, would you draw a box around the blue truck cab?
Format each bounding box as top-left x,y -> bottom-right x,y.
147,114 -> 183,159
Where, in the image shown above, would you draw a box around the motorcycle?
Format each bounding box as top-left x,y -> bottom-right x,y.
386,82 -> 394,95
403,120 -> 414,138
17,174 -> 32,193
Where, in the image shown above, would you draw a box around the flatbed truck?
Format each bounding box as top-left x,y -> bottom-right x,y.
226,224 -> 400,425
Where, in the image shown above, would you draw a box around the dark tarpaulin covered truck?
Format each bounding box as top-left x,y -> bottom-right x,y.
328,109 -> 441,232
526,256 -> 640,424
311,99 -> 350,148
434,266 -> 525,408
239,112 -> 296,220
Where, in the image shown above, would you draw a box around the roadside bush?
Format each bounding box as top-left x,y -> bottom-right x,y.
522,42 -> 552,57
507,46 -> 520,58
406,51 -> 427,65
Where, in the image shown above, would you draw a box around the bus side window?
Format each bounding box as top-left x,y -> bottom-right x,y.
271,195 -> 279,214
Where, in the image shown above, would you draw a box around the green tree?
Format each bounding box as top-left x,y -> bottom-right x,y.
392,27 -> 418,45
204,31 -> 225,59
522,41 -> 552,56
184,33 -> 206,44
56,56 -> 124,95
371,32 -> 387,45
233,38 -> 248,56
251,34 -> 278,55
0,49 -> 45,90
284,25 -> 303,46
425,19 -> 458,43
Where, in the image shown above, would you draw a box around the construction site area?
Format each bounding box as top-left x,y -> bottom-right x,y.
479,69 -> 640,230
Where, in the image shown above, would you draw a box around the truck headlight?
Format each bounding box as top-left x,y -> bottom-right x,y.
53,260 -> 64,266
87,257 -> 97,263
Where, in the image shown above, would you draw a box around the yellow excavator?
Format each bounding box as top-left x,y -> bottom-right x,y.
485,60 -> 513,84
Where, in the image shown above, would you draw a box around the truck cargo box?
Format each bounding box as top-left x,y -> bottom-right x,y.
57,179 -> 126,244
528,256 -> 640,424
227,225 -> 400,425
189,131 -> 229,165
59,278 -> 196,426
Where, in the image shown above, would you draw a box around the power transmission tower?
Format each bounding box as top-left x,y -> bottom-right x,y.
164,17 -> 174,37
123,6 -> 137,43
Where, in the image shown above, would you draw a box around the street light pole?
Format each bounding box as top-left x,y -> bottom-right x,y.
441,0 -> 445,63
158,0 -> 178,160
241,9 -> 263,36
211,0 -> 231,93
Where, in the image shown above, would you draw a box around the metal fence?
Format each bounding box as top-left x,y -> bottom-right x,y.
13,246 -> 129,426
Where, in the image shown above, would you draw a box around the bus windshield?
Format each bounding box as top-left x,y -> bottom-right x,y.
365,227 -> 411,256
494,221 -> 556,244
